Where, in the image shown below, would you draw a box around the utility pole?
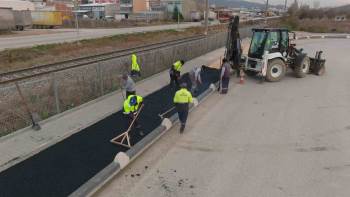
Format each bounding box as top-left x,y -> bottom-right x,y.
204,0 -> 209,35
177,1 -> 180,28
265,0 -> 269,17
74,0 -> 80,37
284,0 -> 288,11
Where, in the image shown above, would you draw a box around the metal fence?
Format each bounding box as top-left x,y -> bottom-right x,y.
0,32 -> 228,136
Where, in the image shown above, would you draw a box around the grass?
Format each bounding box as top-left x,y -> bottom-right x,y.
0,25 -> 227,73
0,31 -> 13,36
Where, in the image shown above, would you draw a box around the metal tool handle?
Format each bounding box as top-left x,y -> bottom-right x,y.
126,104 -> 144,133
159,106 -> 176,118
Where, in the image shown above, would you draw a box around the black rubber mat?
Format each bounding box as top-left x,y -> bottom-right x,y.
0,67 -> 220,197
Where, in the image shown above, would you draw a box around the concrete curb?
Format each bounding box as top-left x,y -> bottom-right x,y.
69,83 -> 217,197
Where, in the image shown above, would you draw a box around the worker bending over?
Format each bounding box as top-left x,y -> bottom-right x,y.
219,58 -> 231,94
131,54 -> 141,77
173,83 -> 193,133
121,73 -> 136,98
169,60 -> 185,87
123,94 -> 144,132
189,66 -> 203,94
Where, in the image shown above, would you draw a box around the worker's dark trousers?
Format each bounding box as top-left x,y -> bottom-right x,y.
169,69 -> 180,87
130,70 -> 141,77
190,75 -> 198,93
126,91 -> 136,98
219,77 -> 230,94
124,112 -> 139,130
176,104 -> 189,125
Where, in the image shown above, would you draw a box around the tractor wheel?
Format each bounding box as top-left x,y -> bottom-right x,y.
265,58 -> 286,82
294,55 -> 310,78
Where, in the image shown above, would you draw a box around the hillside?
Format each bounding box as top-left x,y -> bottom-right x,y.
211,0 -> 265,8
332,4 -> 350,12
210,0 -> 284,9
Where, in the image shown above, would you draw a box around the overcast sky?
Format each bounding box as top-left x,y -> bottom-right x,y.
247,0 -> 350,7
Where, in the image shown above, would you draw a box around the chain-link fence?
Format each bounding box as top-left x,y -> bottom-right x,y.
0,32 -> 230,136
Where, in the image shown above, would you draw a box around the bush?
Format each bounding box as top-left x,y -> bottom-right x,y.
280,16 -> 299,30
172,6 -> 184,21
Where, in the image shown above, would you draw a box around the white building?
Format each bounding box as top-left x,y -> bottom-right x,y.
0,0 -> 35,11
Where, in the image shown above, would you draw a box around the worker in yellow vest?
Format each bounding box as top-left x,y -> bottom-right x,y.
169,60 -> 185,87
173,83 -> 193,133
131,54 -> 141,77
123,94 -> 143,130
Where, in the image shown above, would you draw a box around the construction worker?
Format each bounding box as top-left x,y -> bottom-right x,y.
189,66 -> 203,94
169,60 -> 185,87
123,94 -> 144,131
130,54 -> 141,77
173,82 -> 193,133
121,73 -> 136,98
219,58 -> 231,94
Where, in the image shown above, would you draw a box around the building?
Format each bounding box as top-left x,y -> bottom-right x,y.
133,0 -> 149,12
79,3 -> 117,19
0,0 -> 35,11
159,0 -> 203,21
93,0 -> 120,11
161,0 -> 182,13
119,0 -> 149,13
149,0 -> 161,10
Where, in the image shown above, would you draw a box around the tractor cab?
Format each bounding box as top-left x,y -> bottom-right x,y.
248,28 -> 289,59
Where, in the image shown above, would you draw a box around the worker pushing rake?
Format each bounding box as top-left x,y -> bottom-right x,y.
110,94 -> 144,148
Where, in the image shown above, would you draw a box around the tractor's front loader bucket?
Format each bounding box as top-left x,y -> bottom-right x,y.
309,51 -> 326,76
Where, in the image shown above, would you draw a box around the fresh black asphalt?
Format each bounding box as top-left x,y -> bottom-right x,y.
0,67 -> 220,197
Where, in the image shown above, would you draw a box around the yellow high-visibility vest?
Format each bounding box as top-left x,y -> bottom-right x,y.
173,61 -> 183,72
173,88 -> 193,104
123,95 -> 143,114
131,54 -> 140,71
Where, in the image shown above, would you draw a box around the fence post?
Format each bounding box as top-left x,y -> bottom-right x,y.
206,36 -> 210,53
15,82 -> 41,131
52,73 -> 61,114
97,62 -> 104,96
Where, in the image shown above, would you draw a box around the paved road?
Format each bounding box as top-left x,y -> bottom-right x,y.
0,23 -> 200,51
95,39 -> 350,197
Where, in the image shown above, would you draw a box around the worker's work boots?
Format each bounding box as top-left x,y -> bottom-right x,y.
180,124 -> 185,133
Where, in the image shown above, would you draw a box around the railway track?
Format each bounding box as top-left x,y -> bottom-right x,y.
0,35 -> 206,85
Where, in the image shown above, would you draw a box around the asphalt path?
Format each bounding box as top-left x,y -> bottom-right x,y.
96,39 -> 350,197
0,67 -> 220,197
0,23 -> 201,51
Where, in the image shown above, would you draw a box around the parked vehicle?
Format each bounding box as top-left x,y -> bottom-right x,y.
0,0 -> 35,11
31,11 -> 62,29
190,11 -> 201,22
13,10 -> 32,31
0,8 -> 15,31
225,16 -> 326,82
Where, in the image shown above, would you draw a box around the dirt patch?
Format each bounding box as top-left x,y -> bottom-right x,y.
324,164 -> 350,171
177,144 -> 220,153
296,146 -> 336,152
